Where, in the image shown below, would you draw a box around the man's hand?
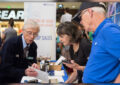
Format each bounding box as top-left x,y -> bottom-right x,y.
25,67 -> 38,77
31,63 -> 40,70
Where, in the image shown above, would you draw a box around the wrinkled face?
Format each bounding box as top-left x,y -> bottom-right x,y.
59,34 -> 71,46
79,9 -> 92,32
23,28 -> 39,44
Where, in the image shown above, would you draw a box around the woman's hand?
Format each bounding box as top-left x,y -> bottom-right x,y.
63,60 -> 85,71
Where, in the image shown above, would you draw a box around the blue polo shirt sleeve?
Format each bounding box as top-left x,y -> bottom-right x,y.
102,23 -> 120,59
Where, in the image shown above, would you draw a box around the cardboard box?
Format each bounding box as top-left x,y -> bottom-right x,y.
49,79 -> 58,83
49,62 -> 61,71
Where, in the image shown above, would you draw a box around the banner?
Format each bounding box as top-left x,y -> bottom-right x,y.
24,2 -> 56,60
107,2 -> 120,26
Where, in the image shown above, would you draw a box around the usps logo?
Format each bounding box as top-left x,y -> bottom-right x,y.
95,42 -> 98,45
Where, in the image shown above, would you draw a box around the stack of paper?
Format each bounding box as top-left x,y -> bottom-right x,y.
54,70 -> 64,76
49,76 -> 64,83
21,76 -> 42,83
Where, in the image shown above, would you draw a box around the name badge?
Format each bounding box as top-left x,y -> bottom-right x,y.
26,56 -> 34,60
16,54 -> 20,58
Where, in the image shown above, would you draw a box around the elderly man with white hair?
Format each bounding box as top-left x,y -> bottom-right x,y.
0,20 -> 40,83
70,2 -> 120,83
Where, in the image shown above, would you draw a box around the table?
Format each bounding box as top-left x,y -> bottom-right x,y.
21,61 -> 68,83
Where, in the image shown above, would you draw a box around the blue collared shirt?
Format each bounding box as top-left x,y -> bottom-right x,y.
22,35 -> 30,49
83,18 -> 120,83
22,35 -> 27,49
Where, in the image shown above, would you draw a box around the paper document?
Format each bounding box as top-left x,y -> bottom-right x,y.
54,70 -> 64,76
21,76 -> 42,83
30,67 -> 49,83
55,56 -> 66,65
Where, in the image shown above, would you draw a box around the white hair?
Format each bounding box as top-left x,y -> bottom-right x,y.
23,19 -> 40,32
91,7 -> 106,16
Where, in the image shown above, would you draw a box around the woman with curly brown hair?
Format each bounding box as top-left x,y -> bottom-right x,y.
57,22 -> 91,83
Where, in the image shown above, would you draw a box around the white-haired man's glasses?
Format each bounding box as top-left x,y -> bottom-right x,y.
25,31 -> 38,37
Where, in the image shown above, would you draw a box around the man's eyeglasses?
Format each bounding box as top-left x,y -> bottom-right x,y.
25,31 -> 38,37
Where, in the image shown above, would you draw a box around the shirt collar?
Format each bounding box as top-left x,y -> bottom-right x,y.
93,18 -> 112,38
22,35 -> 30,49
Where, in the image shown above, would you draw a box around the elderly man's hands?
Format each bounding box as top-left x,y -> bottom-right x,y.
25,67 -> 38,77
31,63 -> 40,70
25,63 -> 40,77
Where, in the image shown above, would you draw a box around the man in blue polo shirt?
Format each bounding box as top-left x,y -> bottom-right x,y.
72,2 -> 120,83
